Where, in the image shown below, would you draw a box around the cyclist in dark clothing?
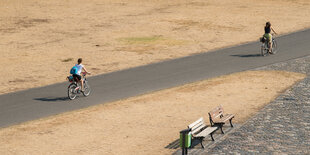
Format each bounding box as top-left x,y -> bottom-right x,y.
263,22 -> 277,53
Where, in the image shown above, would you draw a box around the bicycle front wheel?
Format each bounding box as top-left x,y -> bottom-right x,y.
68,83 -> 78,100
82,80 -> 91,97
272,39 -> 278,54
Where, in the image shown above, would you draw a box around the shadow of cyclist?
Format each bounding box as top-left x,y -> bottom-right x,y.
230,54 -> 262,57
34,97 -> 69,102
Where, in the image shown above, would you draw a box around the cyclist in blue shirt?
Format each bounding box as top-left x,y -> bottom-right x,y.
72,58 -> 91,91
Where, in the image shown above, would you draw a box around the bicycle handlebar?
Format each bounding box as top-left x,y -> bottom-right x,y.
81,72 -> 91,76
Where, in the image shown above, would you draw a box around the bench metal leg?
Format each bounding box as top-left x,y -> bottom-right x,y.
210,133 -> 214,141
220,126 -> 224,134
200,138 -> 205,149
229,119 -> 234,127
214,123 -> 224,134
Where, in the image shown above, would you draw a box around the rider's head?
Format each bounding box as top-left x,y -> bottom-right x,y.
266,22 -> 271,27
78,58 -> 82,64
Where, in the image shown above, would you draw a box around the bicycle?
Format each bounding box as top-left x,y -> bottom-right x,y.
67,72 -> 91,100
260,34 -> 278,56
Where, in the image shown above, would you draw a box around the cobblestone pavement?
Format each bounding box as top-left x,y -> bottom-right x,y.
176,55 -> 310,154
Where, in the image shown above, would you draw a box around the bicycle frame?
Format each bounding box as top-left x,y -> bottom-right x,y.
260,34 -> 277,56
67,72 -> 90,100
67,72 -> 87,83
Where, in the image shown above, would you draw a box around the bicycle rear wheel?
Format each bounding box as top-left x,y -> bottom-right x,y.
68,83 -> 78,100
82,80 -> 91,97
261,44 -> 268,56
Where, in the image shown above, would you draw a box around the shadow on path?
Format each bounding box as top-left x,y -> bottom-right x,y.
34,97 -> 69,102
231,54 -> 262,57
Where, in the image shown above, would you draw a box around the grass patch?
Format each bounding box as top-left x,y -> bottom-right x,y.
118,35 -> 189,46
118,35 -> 164,44
61,58 -> 73,62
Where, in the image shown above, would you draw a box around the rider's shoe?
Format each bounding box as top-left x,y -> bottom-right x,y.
268,50 -> 272,54
269,50 -> 274,54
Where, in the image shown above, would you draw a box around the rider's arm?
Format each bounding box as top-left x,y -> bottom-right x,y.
271,26 -> 277,35
82,67 -> 91,74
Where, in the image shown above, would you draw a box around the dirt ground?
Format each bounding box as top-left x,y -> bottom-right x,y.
0,70 -> 305,155
0,0 -> 310,94
0,0 -> 309,154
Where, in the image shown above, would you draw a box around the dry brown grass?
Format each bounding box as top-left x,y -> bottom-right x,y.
0,0 -> 309,94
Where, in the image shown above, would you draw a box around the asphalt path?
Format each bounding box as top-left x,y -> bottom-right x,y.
1,29 -> 310,128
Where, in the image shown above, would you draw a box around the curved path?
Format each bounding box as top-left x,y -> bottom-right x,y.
1,29 -> 310,128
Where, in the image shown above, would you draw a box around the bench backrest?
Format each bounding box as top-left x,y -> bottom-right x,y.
208,105 -> 224,122
188,117 -> 206,134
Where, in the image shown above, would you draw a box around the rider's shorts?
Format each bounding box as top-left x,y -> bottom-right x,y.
73,74 -> 82,81
263,33 -> 272,42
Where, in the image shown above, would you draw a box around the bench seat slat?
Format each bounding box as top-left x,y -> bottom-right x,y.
188,117 -> 219,148
188,117 -> 203,129
191,123 -> 206,134
211,113 -> 222,119
188,117 -> 207,134
193,127 -> 218,137
208,105 -> 235,134
213,114 -> 234,123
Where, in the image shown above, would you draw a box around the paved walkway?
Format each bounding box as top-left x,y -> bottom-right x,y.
176,55 -> 310,154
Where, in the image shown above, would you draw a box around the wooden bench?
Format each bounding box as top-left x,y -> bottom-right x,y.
208,105 -> 234,134
188,117 -> 218,148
